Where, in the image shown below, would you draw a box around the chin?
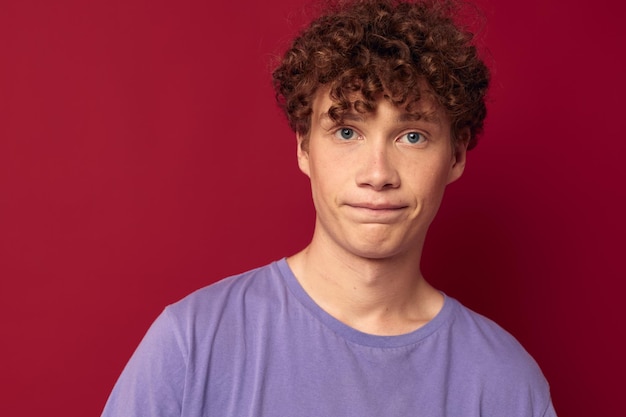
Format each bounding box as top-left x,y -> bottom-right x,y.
343,229 -> 422,261
347,242 -> 409,261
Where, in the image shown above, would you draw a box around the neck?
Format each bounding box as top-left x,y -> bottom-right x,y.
287,236 -> 443,336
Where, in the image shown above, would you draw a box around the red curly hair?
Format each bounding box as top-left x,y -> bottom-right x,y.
272,0 -> 490,149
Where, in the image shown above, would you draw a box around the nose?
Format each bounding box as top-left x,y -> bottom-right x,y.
355,142 -> 400,190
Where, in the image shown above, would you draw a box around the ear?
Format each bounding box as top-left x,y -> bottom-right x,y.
296,133 -> 311,178
447,129 -> 470,185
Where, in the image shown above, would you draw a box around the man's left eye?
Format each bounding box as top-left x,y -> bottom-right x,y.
400,132 -> 424,144
335,128 -> 356,140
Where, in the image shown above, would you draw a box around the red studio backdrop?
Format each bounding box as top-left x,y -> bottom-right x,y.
1,0 -> 624,415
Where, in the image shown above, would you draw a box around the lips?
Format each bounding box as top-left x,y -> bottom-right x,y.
346,202 -> 408,210
344,202 -> 409,222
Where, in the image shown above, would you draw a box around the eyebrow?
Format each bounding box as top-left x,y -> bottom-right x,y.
319,112 -> 365,123
319,110 -> 441,125
397,111 -> 441,124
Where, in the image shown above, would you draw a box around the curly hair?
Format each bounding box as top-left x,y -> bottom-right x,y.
272,0 -> 490,149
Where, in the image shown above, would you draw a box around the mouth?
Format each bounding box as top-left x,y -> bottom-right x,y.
345,203 -> 409,221
347,202 -> 408,211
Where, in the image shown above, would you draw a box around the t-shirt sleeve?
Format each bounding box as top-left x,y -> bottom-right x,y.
101,308 -> 186,417
542,399 -> 558,417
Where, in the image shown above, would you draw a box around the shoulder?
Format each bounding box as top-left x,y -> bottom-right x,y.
166,260 -> 286,318
445,297 -> 553,414
447,297 -> 542,375
448,298 -> 530,360
156,260 -> 289,350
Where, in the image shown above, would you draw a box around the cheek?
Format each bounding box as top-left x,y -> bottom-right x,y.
308,150 -> 346,186
406,162 -> 452,200
409,155 -> 449,178
307,163 -> 351,212
309,168 -> 337,201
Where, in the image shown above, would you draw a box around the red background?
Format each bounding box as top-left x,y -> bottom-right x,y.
1,0 -> 624,415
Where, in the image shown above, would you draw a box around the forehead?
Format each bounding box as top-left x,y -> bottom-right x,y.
311,86 -> 449,126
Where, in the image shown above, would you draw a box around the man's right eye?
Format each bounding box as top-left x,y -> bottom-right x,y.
335,128 -> 356,140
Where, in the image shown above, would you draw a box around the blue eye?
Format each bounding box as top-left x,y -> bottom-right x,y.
401,132 -> 424,144
335,128 -> 356,140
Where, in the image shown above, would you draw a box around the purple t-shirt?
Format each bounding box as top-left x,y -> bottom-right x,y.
102,259 -> 556,416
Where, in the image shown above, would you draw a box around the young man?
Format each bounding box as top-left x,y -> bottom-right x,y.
102,0 -> 556,415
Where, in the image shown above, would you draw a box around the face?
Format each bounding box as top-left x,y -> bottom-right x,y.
297,88 -> 467,261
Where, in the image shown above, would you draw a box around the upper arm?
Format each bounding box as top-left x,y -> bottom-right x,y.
101,309 -> 187,417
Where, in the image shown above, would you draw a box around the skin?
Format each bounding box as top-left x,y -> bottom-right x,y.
287,87 -> 468,336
